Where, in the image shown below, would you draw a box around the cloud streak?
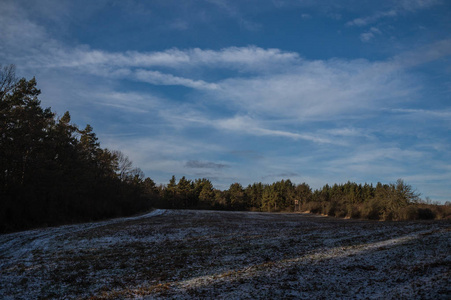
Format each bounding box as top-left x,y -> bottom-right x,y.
44,46 -> 300,73
185,160 -> 228,169
346,0 -> 441,27
135,69 -> 219,90
215,115 -> 335,144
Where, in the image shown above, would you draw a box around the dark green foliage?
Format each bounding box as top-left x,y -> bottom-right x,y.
228,183 -> 247,210
0,66 -> 157,233
155,175 -> 448,222
196,179 -> 215,209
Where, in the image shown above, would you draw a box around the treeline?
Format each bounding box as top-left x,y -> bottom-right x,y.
1,65 -> 449,232
151,177 -> 451,221
0,65 -> 155,233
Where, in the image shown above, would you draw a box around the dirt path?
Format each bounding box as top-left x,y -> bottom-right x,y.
0,210 -> 449,299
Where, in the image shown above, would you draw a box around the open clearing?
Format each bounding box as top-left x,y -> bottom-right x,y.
0,209 -> 450,299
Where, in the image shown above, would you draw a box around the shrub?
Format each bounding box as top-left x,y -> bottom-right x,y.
307,201 -> 322,214
396,206 -> 417,220
326,201 -> 337,216
362,199 -> 382,220
334,204 -> 348,218
430,204 -> 451,220
347,205 -> 361,219
417,208 -> 435,220
382,210 -> 395,221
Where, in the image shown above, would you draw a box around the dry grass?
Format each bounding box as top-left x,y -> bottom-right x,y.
1,209 -> 450,299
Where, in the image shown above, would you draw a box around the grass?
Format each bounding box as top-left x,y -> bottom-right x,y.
0,209 -> 450,299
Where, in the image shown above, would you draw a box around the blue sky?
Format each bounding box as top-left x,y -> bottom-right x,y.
1,0 -> 450,202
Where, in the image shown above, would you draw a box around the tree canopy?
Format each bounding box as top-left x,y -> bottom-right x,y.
0,65 -> 153,232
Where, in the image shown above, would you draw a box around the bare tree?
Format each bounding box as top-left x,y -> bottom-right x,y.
0,64 -> 17,101
112,150 -> 134,181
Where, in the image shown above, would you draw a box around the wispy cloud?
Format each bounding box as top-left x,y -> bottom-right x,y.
388,39 -> 451,69
360,27 -> 382,42
2,1 -> 436,124
24,43 -> 425,125
90,92 -> 162,113
398,0 -> 442,12
346,10 -> 397,27
333,147 -> 425,166
135,69 -> 219,90
15,44 -> 300,78
0,1 -> 51,55
185,160 -> 228,169
214,115 -> 334,144
204,0 -> 262,31
346,0 -> 441,27
390,108 -> 451,119
67,46 -> 300,71
209,58 -> 417,121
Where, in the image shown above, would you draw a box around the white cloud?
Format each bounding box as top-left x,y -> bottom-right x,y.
398,0 -> 442,12
390,108 -> 451,119
208,58 -> 416,121
2,2 -> 436,136
346,0 -> 441,27
134,69 -> 219,90
13,43 -> 300,76
214,115 -> 335,144
88,46 -> 299,71
187,46 -> 300,70
360,32 -> 375,42
389,39 -> 451,69
321,145 -> 428,183
346,10 -> 397,27
0,2 -> 50,54
2,1 -> 431,124
360,27 -> 382,42
334,147 -> 424,165
204,0 -> 262,31
91,92 -> 163,113
321,127 -> 372,138
24,42 -> 422,127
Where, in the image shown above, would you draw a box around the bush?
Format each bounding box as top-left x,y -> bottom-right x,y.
306,201 -> 322,214
348,205 -> 361,219
429,204 -> 451,220
334,204 -> 348,218
382,210 -> 395,221
395,206 -> 414,220
417,208 -> 435,220
362,199 -> 382,220
326,201 -> 337,216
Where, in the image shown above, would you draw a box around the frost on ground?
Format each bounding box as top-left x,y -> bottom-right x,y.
0,209 -> 450,299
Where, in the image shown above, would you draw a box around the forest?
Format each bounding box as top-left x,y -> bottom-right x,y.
1,65 -> 450,233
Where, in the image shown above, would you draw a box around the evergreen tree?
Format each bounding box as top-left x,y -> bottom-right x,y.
196,179 -> 215,209
0,66 -> 152,232
228,183 -> 246,210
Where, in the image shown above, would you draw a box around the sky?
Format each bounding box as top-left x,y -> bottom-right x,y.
1,0 -> 450,202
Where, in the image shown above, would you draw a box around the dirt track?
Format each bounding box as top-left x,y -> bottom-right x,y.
1,209 -> 450,299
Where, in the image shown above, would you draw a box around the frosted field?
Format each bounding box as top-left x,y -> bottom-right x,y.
0,209 -> 450,299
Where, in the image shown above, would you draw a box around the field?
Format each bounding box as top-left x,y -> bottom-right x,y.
1,209 -> 450,299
